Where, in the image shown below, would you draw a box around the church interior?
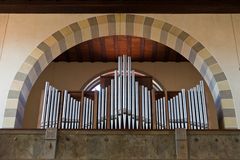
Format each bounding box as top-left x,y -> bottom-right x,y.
0,0 -> 240,159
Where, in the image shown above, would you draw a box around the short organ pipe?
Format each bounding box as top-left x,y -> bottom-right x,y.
40,59 -> 209,131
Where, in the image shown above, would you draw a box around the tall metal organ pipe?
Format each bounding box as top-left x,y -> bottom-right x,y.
40,57 -> 208,131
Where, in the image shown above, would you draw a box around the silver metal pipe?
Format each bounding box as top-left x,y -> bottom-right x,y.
200,81 -> 208,129
118,56 -> 122,129
156,99 -> 160,129
190,89 -> 196,129
158,98 -> 164,129
85,97 -> 89,129
178,92 -> 183,128
62,91 -> 67,129
160,98 -> 163,129
148,90 -> 151,129
86,99 -> 89,129
48,86 -> 55,128
73,98 -> 77,129
175,96 -> 180,128
189,89 -> 193,129
104,87 -> 107,129
76,100 -> 79,129
72,100 -> 76,129
161,97 -> 167,129
188,90 -> 193,129
88,98 -> 91,129
135,81 -> 139,129
101,88 -> 105,129
48,86 -> 54,128
168,100 -> 171,129
44,86 -> 52,128
131,71 -> 135,129
114,70 -> 118,129
65,94 -> 70,129
41,82 -> 49,129
82,97 -> 86,129
193,87 -> 200,129
73,100 -> 77,129
55,90 -> 60,128
158,98 -> 161,129
197,85 -> 203,129
52,88 -> 57,128
181,89 -> 187,129
144,87 -> 148,129
123,55 -> 127,129
141,85 -> 145,129
155,99 -> 158,129
71,97 -> 74,129
88,99 -> 91,129
172,98 -> 176,129
98,90 -> 102,129
53,89 -> 59,128
72,99 -> 76,129
127,56 -> 131,129
170,99 -> 174,129
89,98 -> 92,129
172,97 -> 176,129
68,97 -> 73,129
75,101 -> 79,129
54,89 -> 59,128
91,100 -> 94,129
163,97 -> 166,129
77,101 -> 81,129
111,79 -> 114,129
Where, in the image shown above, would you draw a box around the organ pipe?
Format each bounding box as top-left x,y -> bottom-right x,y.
114,71 -> 118,129
131,71 -> 135,129
200,81 -> 208,129
40,56 -> 209,131
110,79 -> 114,129
135,81 -> 139,129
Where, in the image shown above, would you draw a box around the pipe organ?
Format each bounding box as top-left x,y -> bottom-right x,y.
39,55 -> 209,130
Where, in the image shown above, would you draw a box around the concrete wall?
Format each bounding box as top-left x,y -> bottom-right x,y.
0,129 -> 239,159
0,14 -> 239,128
23,61 -> 217,128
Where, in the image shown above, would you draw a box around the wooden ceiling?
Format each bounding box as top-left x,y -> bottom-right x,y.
0,0 -> 240,13
54,36 -> 188,63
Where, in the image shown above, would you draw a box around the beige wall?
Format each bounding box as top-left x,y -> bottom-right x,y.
0,14 -> 239,128
23,62 -> 217,128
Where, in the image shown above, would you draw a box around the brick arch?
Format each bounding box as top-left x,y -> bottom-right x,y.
3,14 -> 237,128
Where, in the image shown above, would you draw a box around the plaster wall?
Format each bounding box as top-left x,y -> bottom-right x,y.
0,14 -> 239,128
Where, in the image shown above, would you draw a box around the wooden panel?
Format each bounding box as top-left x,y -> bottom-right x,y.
54,36 -> 188,63
1,1 -> 240,13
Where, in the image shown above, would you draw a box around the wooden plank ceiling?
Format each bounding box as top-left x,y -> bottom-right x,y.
0,0 -> 240,13
54,36 -> 188,63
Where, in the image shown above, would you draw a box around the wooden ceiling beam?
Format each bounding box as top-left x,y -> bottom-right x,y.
0,0 -> 240,13
53,35 -> 189,63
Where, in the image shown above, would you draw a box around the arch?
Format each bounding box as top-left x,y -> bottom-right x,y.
3,14 -> 237,129
81,68 -> 164,92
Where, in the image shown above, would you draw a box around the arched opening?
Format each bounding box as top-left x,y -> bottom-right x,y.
82,70 -> 163,92
3,14 -> 236,129
22,36 -> 218,129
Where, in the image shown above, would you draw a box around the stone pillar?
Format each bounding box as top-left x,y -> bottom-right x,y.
175,128 -> 188,160
43,128 -> 57,159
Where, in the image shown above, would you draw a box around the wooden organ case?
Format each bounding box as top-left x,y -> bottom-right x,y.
38,55 -> 209,130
